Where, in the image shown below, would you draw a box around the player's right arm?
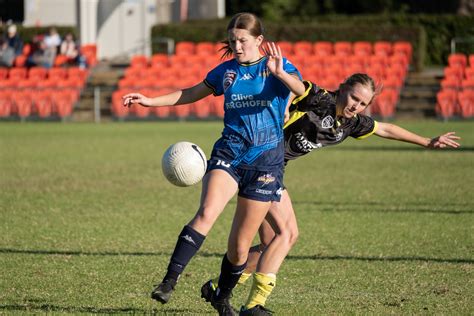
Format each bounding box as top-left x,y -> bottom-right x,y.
122,82 -> 213,107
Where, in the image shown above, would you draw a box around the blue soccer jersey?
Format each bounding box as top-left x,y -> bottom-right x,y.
204,56 -> 301,170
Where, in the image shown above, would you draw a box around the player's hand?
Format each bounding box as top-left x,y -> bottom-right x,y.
122,93 -> 153,107
263,42 -> 284,76
428,132 -> 461,149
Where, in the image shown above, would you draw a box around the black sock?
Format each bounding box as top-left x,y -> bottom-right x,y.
216,253 -> 247,299
163,225 -> 205,283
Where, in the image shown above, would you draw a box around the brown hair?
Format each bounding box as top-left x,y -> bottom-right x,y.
220,12 -> 264,59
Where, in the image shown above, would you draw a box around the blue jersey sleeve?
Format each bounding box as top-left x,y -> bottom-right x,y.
204,64 -> 225,96
283,58 -> 302,80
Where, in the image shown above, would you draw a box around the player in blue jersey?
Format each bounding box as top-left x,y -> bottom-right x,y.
123,12 -> 305,315
205,73 -> 461,315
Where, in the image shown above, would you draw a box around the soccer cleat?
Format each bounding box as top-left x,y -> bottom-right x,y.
151,279 -> 176,304
239,305 -> 273,315
201,280 -> 236,316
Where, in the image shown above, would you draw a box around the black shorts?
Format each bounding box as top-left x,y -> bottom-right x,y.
207,158 -> 283,202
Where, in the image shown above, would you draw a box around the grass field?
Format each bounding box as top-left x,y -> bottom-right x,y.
0,120 -> 473,314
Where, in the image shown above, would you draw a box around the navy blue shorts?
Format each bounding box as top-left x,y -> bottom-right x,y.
207,158 -> 283,202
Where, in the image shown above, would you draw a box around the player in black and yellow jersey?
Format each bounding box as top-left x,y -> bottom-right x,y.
204,73 -> 461,315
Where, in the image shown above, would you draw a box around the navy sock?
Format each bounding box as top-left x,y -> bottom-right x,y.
163,225 -> 205,283
216,253 -> 247,299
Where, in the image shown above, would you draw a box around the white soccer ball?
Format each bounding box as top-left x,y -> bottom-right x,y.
161,141 -> 207,187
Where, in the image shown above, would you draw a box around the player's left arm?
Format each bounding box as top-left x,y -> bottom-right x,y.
374,122 -> 461,149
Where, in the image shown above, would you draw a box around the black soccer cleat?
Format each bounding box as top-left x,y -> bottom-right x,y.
201,279 -> 236,316
239,305 -> 273,315
151,279 -> 176,304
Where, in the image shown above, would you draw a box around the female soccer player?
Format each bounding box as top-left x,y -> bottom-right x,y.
123,12 -> 304,316
206,73 -> 460,315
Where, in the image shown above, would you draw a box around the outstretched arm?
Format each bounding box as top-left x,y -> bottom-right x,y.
375,122 -> 461,149
122,82 -> 212,107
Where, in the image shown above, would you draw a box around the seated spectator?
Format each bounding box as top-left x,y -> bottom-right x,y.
4,24 -> 23,57
27,34 -> 55,68
0,37 -> 15,67
60,32 -> 79,64
44,27 -> 61,65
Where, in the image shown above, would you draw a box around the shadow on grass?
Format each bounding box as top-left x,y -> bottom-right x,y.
289,201 -> 473,215
326,146 -> 474,152
0,248 -> 472,264
0,303 -> 204,314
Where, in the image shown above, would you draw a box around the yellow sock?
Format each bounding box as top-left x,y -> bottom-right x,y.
244,272 -> 276,309
238,272 -> 252,285
212,272 -> 251,289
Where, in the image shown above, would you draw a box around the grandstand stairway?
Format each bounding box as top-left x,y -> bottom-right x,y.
73,62 -> 123,122
396,67 -> 443,119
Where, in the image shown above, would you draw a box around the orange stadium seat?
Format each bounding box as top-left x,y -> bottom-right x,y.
28,67 -> 48,80
48,67 -> 68,80
0,67 -> 8,80
196,42 -> 216,56
334,41 -> 352,56
436,90 -> 457,119
374,89 -> 397,118
0,91 -> 12,117
191,98 -> 211,119
457,90 -> 474,118
393,41 -> 412,63
440,77 -> 461,90
175,41 -> 195,55
33,91 -> 53,118
448,54 -> 467,69
464,67 -> 474,79
174,104 -> 191,119
276,41 -> 293,56
9,67 -> 27,80
444,67 -> 464,82
68,67 -> 88,82
369,55 -> 388,67
14,55 -> 27,67
150,54 -> 169,68
131,55 -> 148,68
461,78 -> 474,90
373,41 -> 392,56
353,41 -> 372,56
54,54 -> 69,67
13,91 -> 33,118
211,95 -> 225,118
313,41 -> 333,56
389,54 -> 409,68
293,41 -> 313,56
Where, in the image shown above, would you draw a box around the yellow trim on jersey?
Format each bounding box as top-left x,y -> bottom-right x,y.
283,81 -> 313,129
238,56 -> 266,66
356,120 -> 378,140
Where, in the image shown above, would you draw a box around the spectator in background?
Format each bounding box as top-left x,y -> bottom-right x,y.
43,27 -> 61,67
27,34 -> 55,68
3,24 -> 23,58
60,32 -> 79,64
0,37 -> 15,67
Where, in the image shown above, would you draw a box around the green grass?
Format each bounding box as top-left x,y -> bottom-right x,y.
0,120 -> 473,314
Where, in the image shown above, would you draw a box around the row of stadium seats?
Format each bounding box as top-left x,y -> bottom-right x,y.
0,65 -> 88,119
0,89 -> 79,119
436,53 -> 474,119
436,89 -> 474,119
173,40 -> 412,59
0,66 -> 89,89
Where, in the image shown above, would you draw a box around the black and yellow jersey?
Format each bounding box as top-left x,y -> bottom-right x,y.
283,81 -> 378,162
